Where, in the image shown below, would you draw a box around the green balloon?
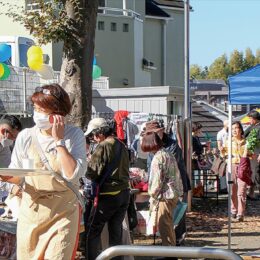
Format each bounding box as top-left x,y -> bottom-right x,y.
0,63 -> 10,80
92,65 -> 102,79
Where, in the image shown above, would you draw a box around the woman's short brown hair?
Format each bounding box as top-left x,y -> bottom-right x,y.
31,84 -> 72,116
192,122 -> 202,132
141,131 -> 163,152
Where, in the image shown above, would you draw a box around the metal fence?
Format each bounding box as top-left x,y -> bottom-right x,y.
96,245 -> 243,260
0,66 -> 59,116
0,66 -> 109,116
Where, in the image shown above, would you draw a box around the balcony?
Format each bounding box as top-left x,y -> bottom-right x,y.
98,7 -> 142,20
93,76 -> 109,90
25,2 -> 142,21
25,0 -> 62,11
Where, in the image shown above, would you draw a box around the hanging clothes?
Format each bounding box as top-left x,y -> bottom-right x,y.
114,110 -> 129,141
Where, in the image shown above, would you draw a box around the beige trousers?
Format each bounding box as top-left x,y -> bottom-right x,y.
157,197 -> 178,246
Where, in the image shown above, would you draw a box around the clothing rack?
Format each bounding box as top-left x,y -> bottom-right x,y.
91,112 -> 182,121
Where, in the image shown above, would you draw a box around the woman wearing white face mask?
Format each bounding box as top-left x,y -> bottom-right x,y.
0,84 -> 87,259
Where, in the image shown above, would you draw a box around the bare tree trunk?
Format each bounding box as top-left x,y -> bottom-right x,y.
60,0 -> 98,128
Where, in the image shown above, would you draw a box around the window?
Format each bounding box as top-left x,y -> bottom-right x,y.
111,22 -> 117,32
98,21 -> 105,30
19,44 -> 31,67
123,23 -> 129,32
98,0 -> 105,7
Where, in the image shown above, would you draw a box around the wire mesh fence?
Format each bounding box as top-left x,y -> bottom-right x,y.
0,66 -> 59,116
0,65 -> 110,117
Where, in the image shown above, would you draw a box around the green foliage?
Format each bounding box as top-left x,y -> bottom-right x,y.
255,48 -> 260,65
190,64 -> 203,79
190,47 -> 259,82
229,49 -> 244,75
207,54 -> 230,80
246,128 -> 260,154
201,66 -> 208,79
190,65 -> 208,79
0,0 -> 85,50
244,48 -> 255,70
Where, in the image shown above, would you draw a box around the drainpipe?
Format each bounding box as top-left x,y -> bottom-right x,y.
122,0 -> 127,16
162,20 -> 167,86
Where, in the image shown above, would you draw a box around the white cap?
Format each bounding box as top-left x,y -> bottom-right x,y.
84,117 -> 108,136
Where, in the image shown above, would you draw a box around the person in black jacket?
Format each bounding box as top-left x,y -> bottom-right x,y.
192,122 -> 206,170
85,118 -> 130,260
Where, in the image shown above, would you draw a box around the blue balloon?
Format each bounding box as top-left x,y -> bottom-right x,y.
93,56 -> 97,65
0,44 -> 11,63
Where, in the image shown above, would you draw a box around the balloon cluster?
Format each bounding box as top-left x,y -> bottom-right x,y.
92,57 -> 102,80
0,44 -> 11,80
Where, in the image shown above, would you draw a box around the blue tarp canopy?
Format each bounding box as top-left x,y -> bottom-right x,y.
229,64 -> 260,105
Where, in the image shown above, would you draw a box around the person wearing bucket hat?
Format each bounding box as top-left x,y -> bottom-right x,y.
145,120 -> 165,136
84,118 -> 130,260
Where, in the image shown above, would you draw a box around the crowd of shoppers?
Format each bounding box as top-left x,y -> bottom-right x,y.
4,82 -> 259,258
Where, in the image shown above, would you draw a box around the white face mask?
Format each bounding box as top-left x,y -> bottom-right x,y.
33,111 -> 52,130
1,137 -> 14,148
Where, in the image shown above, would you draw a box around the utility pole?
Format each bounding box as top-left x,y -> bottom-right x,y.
184,0 -> 192,211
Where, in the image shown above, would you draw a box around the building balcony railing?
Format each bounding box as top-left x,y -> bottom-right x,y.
25,2 -> 142,20
98,7 -> 142,20
93,76 -> 109,90
26,0 -> 62,11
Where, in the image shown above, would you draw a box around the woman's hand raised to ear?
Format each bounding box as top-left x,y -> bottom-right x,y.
51,115 -> 65,141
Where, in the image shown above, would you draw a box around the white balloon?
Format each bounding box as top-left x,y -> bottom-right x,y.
36,64 -> 54,80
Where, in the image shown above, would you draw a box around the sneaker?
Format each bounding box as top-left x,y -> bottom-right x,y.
231,213 -> 237,219
236,215 -> 244,222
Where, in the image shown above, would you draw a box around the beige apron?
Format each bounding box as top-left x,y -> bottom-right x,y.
17,143 -> 80,260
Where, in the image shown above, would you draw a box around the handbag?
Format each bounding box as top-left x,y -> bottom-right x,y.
211,156 -> 227,177
237,157 -> 252,186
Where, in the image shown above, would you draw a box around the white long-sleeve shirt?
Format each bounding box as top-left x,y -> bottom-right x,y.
9,125 -> 87,187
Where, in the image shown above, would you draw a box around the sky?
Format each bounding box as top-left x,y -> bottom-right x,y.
190,0 -> 260,68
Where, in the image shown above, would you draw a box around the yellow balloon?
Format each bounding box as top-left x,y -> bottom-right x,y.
27,46 -> 43,58
27,58 -> 43,71
0,63 -> 4,78
28,52 -> 43,63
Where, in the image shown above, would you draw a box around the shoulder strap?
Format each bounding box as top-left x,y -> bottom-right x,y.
98,138 -> 122,188
31,128 -> 85,210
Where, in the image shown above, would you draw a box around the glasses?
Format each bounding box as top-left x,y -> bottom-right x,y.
35,86 -> 60,101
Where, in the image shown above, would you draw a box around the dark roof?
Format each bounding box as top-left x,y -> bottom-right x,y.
146,0 -> 170,17
190,79 -> 227,91
192,102 -> 224,146
154,0 -> 185,9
